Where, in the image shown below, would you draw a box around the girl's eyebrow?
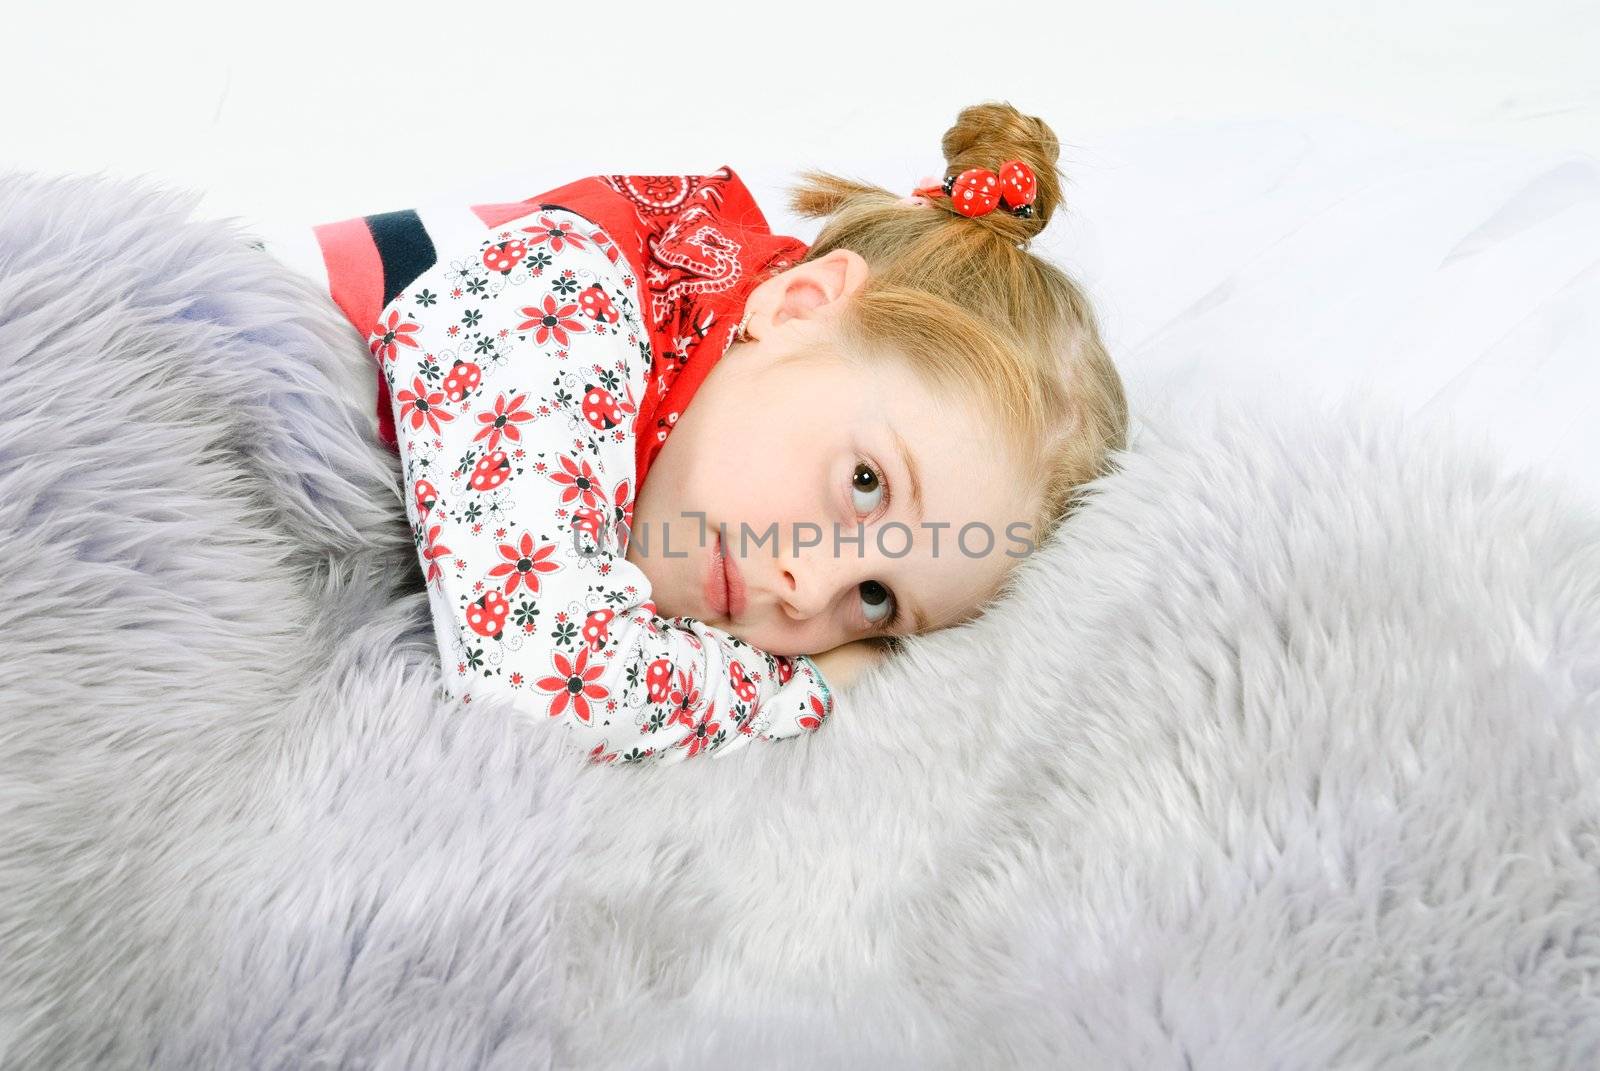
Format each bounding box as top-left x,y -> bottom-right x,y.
889,426 -> 926,525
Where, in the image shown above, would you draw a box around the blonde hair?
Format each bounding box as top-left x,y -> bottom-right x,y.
784,100 -> 1129,556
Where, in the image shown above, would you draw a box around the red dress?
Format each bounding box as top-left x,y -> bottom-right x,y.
313,168 -> 835,764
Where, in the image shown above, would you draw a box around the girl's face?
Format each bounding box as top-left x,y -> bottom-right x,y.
626,251 -> 1039,657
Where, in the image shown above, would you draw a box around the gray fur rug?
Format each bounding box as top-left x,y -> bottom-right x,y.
2,172 -> 1598,1070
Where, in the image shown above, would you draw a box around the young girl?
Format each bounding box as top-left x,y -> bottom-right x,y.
312,100 -> 1128,765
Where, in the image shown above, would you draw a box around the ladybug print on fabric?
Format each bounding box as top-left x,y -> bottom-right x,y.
577,284 -> 620,324
582,608 -> 615,652
572,506 -> 604,541
582,384 -> 626,430
414,478 -> 439,516
645,658 -> 674,704
467,591 -> 510,639
482,239 -> 528,274
470,449 -> 513,492
728,660 -> 757,704
442,358 -> 483,402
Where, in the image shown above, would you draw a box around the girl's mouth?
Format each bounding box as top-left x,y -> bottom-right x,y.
722,535 -> 747,620
705,529 -> 747,622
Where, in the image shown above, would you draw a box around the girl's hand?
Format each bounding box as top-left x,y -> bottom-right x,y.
809,638 -> 893,691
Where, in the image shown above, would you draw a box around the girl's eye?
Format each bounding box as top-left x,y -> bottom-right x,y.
851,462 -> 885,514
859,580 -> 896,625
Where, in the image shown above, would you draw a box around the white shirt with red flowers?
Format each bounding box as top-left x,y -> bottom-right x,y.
379,204 -> 835,765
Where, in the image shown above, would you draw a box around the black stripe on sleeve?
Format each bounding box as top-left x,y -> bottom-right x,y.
365,210 -> 438,308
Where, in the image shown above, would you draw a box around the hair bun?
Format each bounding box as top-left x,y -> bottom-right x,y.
940,100 -> 1064,243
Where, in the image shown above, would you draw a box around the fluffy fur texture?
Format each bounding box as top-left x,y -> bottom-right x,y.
1,172 -> 1597,1069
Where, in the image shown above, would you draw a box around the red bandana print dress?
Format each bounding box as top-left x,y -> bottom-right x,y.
315,169 -> 834,765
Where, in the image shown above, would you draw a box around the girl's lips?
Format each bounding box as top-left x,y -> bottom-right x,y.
723,538 -> 747,620
705,531 -> 729,618
704,529 -> 748,622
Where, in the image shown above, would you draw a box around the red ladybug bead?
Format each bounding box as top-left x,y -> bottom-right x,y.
949,168 -> 1002,218
998,159 -> 1038,212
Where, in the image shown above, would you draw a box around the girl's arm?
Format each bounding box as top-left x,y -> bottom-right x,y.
387,207 -> 834,766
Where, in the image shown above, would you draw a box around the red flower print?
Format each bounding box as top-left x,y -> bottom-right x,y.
607,476 -> 635,533
548,453 -> 604,507
517,295 -> 585,347
588,742 -> 618,765
421,523 -> 452,585
487,532 -> 562,596
520,214 -> 589,253
534,647 -> 608,724
368,309 -> 421,362
589,229 -> 620,264
799,694 -> 827,732
396,376 -> 455,435
674,703 -> 723,759
472,391 -> 534,452
667,669 -> 702,730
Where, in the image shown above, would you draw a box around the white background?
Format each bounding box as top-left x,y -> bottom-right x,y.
8,1 -> 1597,224
7,1 -> 1599,505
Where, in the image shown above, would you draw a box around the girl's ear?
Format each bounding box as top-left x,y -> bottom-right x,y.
763,249 -> 870,331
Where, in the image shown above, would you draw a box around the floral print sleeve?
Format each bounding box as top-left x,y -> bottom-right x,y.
381,207 -> 835,766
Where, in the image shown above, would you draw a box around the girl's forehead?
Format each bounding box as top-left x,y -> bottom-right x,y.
853,362 -> 1031,487
800,350 -> 1038,526
855,374 -> 1040,612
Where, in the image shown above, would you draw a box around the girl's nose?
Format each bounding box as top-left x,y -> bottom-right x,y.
779,555 -> 852,622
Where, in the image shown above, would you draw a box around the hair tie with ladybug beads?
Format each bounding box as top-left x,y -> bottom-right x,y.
910,159 -> 1039,219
